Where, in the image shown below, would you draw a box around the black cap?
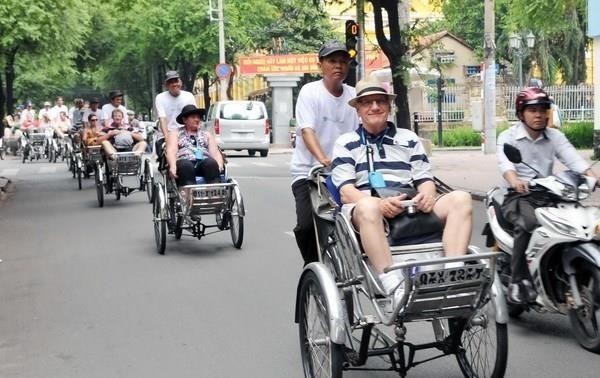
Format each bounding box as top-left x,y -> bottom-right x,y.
109,90 -> 124,99
89,97 -> 100,104
176,104 -> 206,124
165,70 -> 180,82
318,40 -> 350,59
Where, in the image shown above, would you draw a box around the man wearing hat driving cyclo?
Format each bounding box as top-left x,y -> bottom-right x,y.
330,78 -> 472,309
154,70 -> 196,161
291,40 -> 359,265
102,90 -> 129,129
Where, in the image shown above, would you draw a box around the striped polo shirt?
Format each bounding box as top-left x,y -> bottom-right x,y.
331,122 -> 433,194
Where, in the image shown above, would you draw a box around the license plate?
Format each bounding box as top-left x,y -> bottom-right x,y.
194,187 -> 228,198
416,264 -> 487,286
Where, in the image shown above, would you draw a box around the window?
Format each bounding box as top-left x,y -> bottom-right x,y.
220,102 -> 265,120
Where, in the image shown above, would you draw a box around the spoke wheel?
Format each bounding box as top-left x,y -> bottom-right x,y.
568,265 -> 600,353
298,270 -> 344,378
174,214 -> 183,240
453,283 -> 508,378
153,187 -> 167,255
95,166 -> 104,207
77,166 -> 82,190
145,162 -> 154,203
229,189 -> 244,249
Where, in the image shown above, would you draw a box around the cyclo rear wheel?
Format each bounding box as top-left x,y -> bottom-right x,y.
153,183 -> 167,255
229,187 -> 244,249
452,281 -> 508,378
298,270 -> 344,378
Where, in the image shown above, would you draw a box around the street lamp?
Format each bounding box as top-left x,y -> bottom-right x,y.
509,31 -> 536,87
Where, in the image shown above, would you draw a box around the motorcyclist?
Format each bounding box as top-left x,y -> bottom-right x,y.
496,87 -> 597,304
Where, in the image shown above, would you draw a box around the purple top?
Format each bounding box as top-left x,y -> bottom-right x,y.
177,128 -> 210,161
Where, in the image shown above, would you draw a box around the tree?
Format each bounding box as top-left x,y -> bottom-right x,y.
0,0 -> 90,122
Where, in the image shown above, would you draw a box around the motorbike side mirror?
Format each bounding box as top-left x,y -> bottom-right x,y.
503,143 -> 522,164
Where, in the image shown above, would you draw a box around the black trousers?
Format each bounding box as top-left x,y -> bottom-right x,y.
501,192 -> 555,282
176,157 -> 220,186
155,137 -> 164,159
292,179 -> 318,265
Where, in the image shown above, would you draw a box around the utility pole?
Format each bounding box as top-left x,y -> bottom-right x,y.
209,0 -> 228,101
483,0 -> 496,154
356,0 -> 365,82
217,0 -> 227,101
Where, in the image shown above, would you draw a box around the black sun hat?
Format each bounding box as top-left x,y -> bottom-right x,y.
109,90 -> 124,99
176,104 -> 206,124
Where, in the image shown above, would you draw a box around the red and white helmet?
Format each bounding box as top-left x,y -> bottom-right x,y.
515,87 -> 552,117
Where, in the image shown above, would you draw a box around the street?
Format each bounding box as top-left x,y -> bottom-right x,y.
0,152 -> 599,378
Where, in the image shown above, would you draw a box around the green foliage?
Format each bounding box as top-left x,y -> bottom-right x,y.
562,121 -> 593,149
433,126 -> 482,147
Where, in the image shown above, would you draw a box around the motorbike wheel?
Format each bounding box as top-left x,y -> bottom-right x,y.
452,285 -> 509,378
297,270 -> 344,378
568,265 -> 600,353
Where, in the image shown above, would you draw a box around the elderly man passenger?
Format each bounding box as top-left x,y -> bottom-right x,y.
330,78 -> 473,306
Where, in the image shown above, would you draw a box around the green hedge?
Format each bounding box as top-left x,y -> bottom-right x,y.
433,126 -> 481,147
431,122 -> 593,148
562,122 -> 593,148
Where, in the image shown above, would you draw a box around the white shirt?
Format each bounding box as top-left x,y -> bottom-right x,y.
154,90 -> 196,138
101,104 -> 128,127
50,105 -> 69,122
38,108 -> 52,126
82,108 -> 100,125
496,122 -> 589,189
290,80 -> 359,182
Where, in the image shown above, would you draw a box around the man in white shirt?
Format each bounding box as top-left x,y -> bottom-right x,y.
82,97 -> 101,128
155,70 -> 196,158
50,96 -> 69,123
38,102 -> 52,130
290,40 -> 359,264
497,87 -> 596,304
102,90 -> 128,129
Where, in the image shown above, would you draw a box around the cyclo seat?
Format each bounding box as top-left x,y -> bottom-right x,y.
195,174 -> 226,184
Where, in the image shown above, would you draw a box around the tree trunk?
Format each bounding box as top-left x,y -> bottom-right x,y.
202,73 -> 211,111
0,71 -> 6,137
369,0 -> 411,129
5,48 -> 17,116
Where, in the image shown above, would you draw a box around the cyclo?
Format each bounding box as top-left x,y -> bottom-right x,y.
295,166 -> 508,378
151,151 -> 244,255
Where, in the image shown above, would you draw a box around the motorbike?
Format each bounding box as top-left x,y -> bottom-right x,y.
483,143 -> 600,353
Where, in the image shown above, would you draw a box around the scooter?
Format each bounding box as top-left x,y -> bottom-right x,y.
483,143 -> 600,353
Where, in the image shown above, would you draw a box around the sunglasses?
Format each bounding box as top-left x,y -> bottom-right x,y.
90,118 -> 98,122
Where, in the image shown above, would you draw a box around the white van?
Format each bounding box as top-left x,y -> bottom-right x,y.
205,100 -> 270,157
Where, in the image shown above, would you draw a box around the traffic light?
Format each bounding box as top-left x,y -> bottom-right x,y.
345,20 -> 359,61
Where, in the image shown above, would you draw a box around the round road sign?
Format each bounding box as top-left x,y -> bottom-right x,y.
215,63 -> 232,78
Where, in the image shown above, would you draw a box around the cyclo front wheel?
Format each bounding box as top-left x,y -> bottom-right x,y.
298,270 -> 344,378
229,187 -> 244,249
452,281 -> 508,378
95,165 -> 104,207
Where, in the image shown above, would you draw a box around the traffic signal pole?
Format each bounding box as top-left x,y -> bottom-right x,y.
483,0 -> 496,154
356,0 -> 365,82
345,20 -> 359,87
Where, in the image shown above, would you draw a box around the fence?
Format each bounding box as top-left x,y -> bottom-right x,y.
503,84 -> 594,121
413,83 -> 594,123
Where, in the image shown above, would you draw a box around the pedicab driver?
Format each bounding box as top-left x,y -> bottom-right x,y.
165,104 -> 224,186
330,78 -> 472,308
154,70 -> 196,158
290,40 -> 359,265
